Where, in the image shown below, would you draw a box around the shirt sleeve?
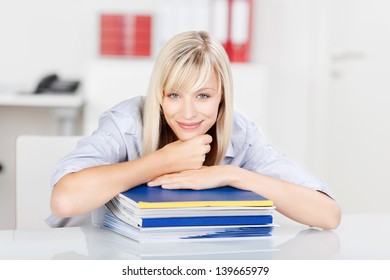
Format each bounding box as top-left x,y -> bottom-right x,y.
240,121 -> 330,196
50,110 -> 129,188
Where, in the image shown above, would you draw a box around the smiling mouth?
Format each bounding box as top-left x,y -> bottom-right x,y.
177,121 -> 203,130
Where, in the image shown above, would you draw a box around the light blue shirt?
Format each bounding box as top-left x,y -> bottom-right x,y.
51,95 -> 329,195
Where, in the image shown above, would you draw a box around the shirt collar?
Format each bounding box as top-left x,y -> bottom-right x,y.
225,142 -> 235,158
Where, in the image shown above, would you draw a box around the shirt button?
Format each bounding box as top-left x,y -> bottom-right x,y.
106,132 -> 111,136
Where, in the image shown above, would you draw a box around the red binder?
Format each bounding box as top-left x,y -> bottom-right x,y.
210,0 -> 252,62
100,14 -> 151,57
100,14 -> 125,56
211,0 -> 230,51
228,0 -> 253,62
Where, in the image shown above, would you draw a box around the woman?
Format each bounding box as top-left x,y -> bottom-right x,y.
50,31 -> 341,229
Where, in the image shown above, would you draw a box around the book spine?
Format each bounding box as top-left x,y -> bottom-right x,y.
138,200 -> 273,209
141,215 -> 273,228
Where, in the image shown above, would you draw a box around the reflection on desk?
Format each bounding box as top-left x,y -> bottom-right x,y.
1,213 -> 389,260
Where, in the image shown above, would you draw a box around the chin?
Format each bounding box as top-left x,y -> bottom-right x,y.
177,133 -> 200,141
175,130 -> 205,141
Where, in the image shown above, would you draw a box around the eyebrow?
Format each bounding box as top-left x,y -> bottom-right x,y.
164,87 -> 218,95
196,87 -> 217,92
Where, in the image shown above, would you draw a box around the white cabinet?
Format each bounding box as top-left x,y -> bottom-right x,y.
0,93 -> 83,229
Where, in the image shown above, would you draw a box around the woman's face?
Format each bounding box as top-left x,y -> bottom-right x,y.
162,71 -> 221,141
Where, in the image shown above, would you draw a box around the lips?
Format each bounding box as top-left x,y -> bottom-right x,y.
177,121 -> 203,130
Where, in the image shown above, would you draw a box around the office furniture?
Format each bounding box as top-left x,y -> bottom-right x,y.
1,212 -> 389,260
15,135 -> 82,229
0,93 -> 84,229
0,92 -> 83,136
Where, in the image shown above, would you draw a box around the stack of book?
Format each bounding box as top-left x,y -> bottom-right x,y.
93,184 -> 276,243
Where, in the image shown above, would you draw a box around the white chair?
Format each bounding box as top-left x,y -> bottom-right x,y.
15,135 -> 81,229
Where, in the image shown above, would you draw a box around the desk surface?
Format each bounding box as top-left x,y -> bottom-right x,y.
0,92 -> 83,108
1,212 -> 389,260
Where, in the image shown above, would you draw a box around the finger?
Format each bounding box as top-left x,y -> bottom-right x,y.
147,181 -> 159,187
204,143 -> 211,154
202,134 -> 213,144
147,175 -> 167,186
148,174 -> 181,187
192,134 -> 211,144
161,184 -> 180,189
161,182 -> 192,190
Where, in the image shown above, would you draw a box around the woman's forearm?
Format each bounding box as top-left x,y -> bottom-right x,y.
51,135 -> 213,218
225,165 -> 341,229
50,150 -> 169,217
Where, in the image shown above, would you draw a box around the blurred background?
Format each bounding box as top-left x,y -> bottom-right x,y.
1,0 -> 389,230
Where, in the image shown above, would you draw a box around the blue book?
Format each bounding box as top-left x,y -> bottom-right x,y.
182,226 -> 274,239
118,184 -> 273,209
102,210 -> 274,242
139,215 -> 273,228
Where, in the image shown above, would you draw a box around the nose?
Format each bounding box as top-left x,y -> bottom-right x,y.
181,98 -> 197,120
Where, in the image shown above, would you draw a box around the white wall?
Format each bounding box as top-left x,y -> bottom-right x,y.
255,0 -> 390,215
0,0 -> 156,91
320,0 -> 390,214
253,0 -> 314,167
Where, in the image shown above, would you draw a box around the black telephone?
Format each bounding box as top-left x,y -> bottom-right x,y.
34,74 -> 80,94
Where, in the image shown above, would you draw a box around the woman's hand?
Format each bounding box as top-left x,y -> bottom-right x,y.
158,134 -> 212,173
148,165 -> 229,190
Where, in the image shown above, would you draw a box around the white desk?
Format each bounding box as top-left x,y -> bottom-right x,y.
0,92 -> 83,136
1,212 -> 389,260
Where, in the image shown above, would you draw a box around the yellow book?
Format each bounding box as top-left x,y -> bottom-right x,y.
119,184 -> 274,209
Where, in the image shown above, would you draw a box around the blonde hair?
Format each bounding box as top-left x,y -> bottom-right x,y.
142,31 -> 233,165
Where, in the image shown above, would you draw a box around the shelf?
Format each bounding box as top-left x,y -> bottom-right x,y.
0,92 -> 84,136
0,92 -> 83,108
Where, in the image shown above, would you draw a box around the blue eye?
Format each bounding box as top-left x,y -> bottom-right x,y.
197,93 -> 208,99
167,93 -> 179,99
